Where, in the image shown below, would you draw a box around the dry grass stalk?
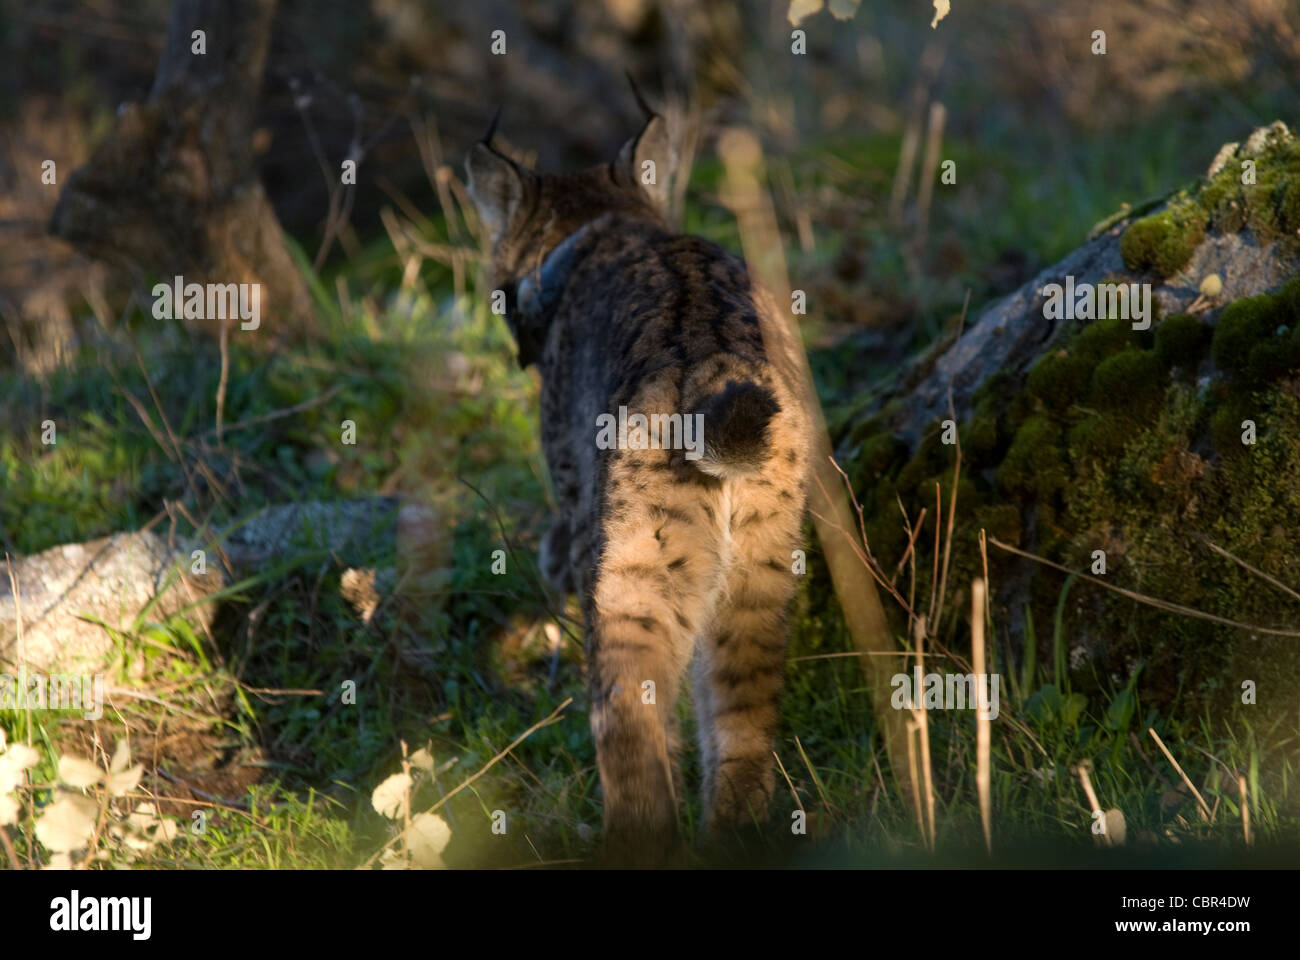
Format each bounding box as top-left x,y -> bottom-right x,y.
794,735 -> 832,816
774,750 -> 804,817
988,537 -> 1300,638
1074,761 -> 1108,842
912,616 -> 936,850
916,100 -> 947,251
905,719 -> 925,844
932,416 -> 962,632
1147,728 -> 1214,822
1197,535 -> 1300,604
1239,776 -> 1252,846
971,578 -> 992,854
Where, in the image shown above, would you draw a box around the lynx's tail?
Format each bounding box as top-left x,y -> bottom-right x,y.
691,380 -> 780,478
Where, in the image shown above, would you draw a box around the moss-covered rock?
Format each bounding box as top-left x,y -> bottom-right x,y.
1120,198 -> 1208,278
845,279 -> 1299,715
1120,125 -> 1300,279
838,124 -> 1300,718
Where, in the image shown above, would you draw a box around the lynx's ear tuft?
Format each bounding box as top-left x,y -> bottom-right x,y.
465,139 -> 528,242
617,87 -> 674,213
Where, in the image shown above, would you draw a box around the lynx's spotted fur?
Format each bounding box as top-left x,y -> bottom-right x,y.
467,98 -> 812,864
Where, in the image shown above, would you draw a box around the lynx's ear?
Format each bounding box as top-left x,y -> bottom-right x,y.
617,82 -> 674,212
466,139 -> 529,242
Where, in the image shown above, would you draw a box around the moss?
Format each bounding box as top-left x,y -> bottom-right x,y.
971,370 -> 1014,409
1154,313 -> 1211,370
972,503 -> 1022,547
894,419 -> 952,495
1208,277 -> 1300,386
997,415 -> 1067,508
848,413 -> 887,448
1243,151 -> 1300,242
1025,350 -> 1091,410
862,480 -> 908,565
1089,349 -> 1167,417
1212,293 -> 1282,380
1194,133 -> 1300,245
854,431 -> 907,482
1200,172 -> 1248,234
961,414 -> 1000,465
1278,178 -> 1300,237
1276,274 -> 1300,324
1119,199 -> 1208,278
1249,336 -> 1300,383
1073,315 -> 1150,366
1209,398 -> 1256,458
1068,412 -> 1135,462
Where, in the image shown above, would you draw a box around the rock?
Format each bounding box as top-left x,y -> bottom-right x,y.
874,126 -> 1298,447
0,531 -> 218,674
0,499 -> 441,674
841,122 -> 1300,709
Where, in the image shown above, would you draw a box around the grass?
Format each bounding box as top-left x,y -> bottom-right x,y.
3,113 -> 1299,869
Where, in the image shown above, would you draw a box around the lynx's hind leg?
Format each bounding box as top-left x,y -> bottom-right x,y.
588,451 -> 722,865
695,466 -> 805,837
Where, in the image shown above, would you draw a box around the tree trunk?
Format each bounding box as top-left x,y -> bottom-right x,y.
49,0 -> 315,341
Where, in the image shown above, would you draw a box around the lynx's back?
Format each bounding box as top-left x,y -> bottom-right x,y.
467,99 -> 812,864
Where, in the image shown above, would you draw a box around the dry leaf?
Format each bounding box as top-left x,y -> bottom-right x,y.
35,794 -> 99,853
371,772 -> 412,820
788,0 -> 824,27
109,739 -> 132,774
107,763 -> 144,798
57,754 -> 103,789
0,794 -> 19,827
931,0 -> 951,28
409,747 -> 435,772
408,812 -> 452,868
0,742 -> 40,794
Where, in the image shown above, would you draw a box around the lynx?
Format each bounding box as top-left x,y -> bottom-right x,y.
466,93 -> 812,864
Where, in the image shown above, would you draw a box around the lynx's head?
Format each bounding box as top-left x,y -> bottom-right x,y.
465,90 -> 675,365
